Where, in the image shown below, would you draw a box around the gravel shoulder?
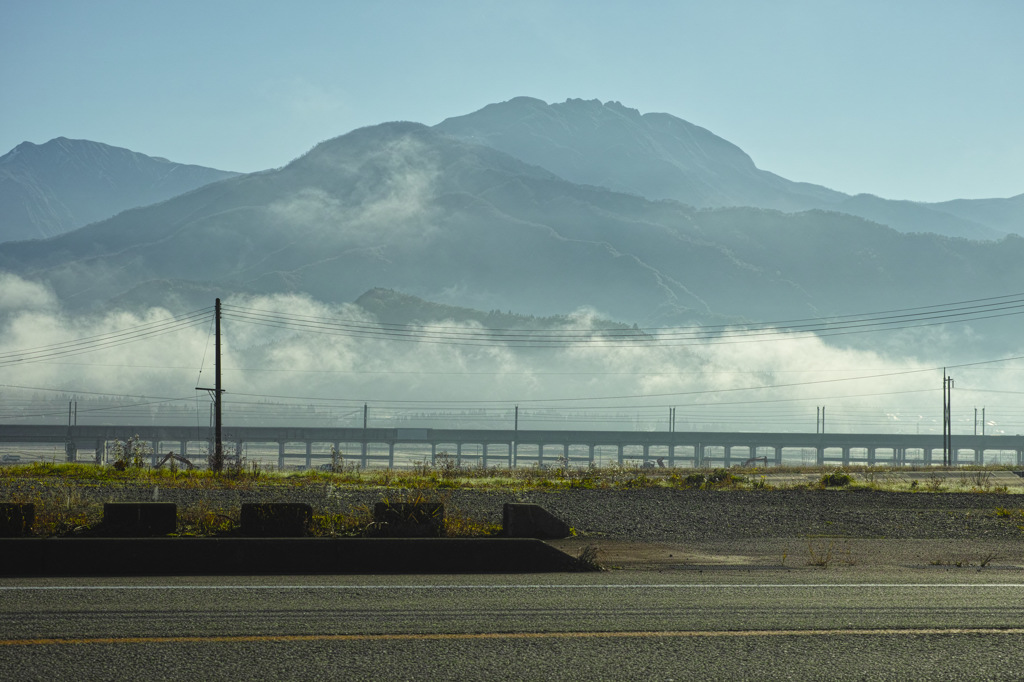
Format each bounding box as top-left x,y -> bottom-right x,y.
6,480 -> 1024,573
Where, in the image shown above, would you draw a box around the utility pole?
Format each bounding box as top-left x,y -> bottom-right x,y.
943,370 -> 953,466
198,299 -> 224,472
213,298 -> 223,471
513,405 -> 519,467
943,369 -> 948,466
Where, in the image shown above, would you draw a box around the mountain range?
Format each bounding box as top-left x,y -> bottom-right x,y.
0,98 -> 1022,357
0,137 -> 238,242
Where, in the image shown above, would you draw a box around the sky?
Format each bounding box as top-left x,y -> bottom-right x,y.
2,0 -> 1021,203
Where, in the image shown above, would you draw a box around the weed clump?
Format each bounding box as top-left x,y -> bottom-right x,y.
820,470 -> 852,488
670,469 -> 744,490
573,545 -> 604,572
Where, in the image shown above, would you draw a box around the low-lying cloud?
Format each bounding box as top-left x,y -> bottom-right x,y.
2,276 -> 1020,436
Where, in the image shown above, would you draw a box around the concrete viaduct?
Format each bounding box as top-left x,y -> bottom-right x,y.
1,425 -> 1022,469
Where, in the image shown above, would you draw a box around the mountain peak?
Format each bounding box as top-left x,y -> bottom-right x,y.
436,96 -> 785,208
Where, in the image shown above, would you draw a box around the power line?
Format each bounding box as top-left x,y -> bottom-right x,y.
0,308 -> 212,367
220,293 -> 1024,347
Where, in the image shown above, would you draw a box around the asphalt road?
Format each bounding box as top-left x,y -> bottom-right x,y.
3,570 -> 1024,680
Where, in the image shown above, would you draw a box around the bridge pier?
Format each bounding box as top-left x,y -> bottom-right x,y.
588,444 -> 596,466
815,446 -> 824,466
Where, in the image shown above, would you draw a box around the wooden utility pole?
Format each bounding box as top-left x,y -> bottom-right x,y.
943,370 -> 953,466
198,299 -> 224,471
214,298 -> 223,471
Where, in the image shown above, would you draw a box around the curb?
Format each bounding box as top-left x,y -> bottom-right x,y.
0,538 -> 582,576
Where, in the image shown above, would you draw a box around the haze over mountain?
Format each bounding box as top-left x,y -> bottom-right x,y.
436,97 -> 1023,240
0,137 -> 239,242
0,120 -> 1021,361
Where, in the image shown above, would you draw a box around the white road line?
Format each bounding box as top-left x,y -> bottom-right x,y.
2,583 -> 1024,591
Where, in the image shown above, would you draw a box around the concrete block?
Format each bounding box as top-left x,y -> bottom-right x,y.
371,502 -> 445,537
103,503 -> 177,536
0,503 -> 35,537
241,503 -> 312,537
503,503 -> 571,539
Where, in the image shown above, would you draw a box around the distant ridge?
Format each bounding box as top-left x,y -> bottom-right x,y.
0,137 -> 239,242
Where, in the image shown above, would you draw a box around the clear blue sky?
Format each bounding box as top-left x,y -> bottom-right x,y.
2,0 -> 1021,202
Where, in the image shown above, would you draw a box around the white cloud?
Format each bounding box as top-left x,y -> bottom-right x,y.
0,273 -> 58,311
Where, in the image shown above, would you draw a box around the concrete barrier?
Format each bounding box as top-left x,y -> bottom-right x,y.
0,538 -> 583,575
503,503 -> 571,538
240,503 -> 313,536
0,503 -> 34,537
102,503 -> 177,536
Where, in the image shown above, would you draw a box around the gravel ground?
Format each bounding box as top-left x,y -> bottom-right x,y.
7,480 -> 1024,543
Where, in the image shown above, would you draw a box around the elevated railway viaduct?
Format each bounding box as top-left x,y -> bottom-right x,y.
1,425 -> 1022,469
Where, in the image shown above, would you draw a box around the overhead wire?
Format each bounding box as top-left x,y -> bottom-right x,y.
0,307 -> 212,367
219,292 -> 1024,347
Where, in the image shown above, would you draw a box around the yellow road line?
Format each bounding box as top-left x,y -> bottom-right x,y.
5,628 -> 1024,646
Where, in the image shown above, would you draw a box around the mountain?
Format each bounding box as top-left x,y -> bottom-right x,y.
0,137 -> 239,242
1,121 -> 1022,359
435,97 -> 1014,240
930,193 -> 1024,236
354,288 -> 632,329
